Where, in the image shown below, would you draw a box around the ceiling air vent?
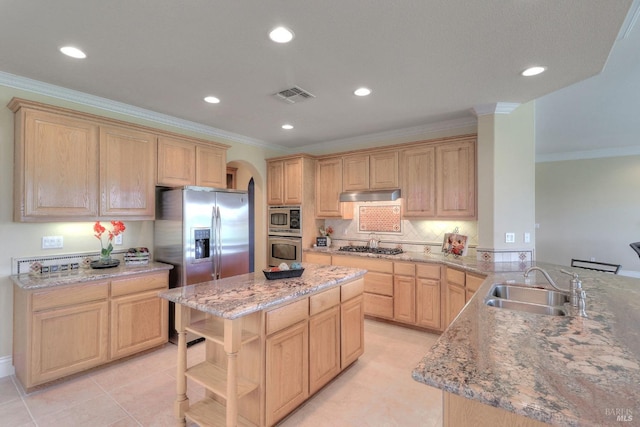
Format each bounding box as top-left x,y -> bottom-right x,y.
274,86 -> 316,104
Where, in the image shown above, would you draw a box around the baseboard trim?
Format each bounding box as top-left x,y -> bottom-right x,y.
0,355 -> 15,378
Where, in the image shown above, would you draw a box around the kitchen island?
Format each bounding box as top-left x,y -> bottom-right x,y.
412,263 -> 640,426
159,263 -> 367,427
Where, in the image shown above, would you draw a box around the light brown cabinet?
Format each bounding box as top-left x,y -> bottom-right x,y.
157,137 -> 228,188
100,125 -> 156,219
445,267 -> 486,327
401,145 -> 436,217
401,136 -> 476,219
109,272 -> 169,360
343,151 -> 399,191
315,157 -> 343,218
341,293 -> 364,368
303,251 -> 332,265
436,139 -> 476,218
309,305 -> 341,395
267,157 -> 304,205
393,262 -> 416,324
13,270 -> 169,391
416,264 -> 443,330
11,105 -> 100,221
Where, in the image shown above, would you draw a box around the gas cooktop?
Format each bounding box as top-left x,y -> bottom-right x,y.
338,245 -> 403,255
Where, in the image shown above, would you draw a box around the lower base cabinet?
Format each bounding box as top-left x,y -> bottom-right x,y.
309,305 -> 341,394
266,321 -> 310,427
341,294 -> 364,368
13,270 -> 169,391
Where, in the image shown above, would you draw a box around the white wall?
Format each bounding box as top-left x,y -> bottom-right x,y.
536,155 -> 640,276
0,85 -> 277,369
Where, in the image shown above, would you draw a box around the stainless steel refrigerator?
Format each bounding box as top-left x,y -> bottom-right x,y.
154,186 -> 250,344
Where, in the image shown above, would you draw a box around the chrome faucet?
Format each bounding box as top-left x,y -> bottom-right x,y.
523,266 -> 565,292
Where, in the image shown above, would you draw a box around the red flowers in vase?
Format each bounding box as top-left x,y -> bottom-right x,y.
94,221 -> 126,260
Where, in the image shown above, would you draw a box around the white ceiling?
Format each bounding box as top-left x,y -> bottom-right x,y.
0,0 -> 635,155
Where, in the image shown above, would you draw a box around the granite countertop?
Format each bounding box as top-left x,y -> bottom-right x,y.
411,262 -> 640,426
159,263 -> 366,319
11,261 -> 174,290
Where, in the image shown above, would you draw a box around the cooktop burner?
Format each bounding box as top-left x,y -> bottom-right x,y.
338,245 -> 403,255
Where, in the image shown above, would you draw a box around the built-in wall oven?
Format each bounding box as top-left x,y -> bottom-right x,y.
268,235 -> 302,267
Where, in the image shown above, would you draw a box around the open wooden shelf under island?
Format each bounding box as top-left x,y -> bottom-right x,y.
159,263 -> 367,427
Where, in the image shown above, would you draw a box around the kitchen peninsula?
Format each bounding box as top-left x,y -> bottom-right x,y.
159,263 -> 366,427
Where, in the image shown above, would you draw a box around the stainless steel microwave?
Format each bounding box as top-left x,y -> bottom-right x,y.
268,205 -> 301,236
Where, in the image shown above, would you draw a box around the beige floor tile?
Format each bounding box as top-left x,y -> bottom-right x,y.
22,376 -> 105,420
0,376 -> 20,405
35,394 -> 129,427
0,397 -> 34,426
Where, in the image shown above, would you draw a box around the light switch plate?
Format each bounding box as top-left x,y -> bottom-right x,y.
505,233 -> 515,243
42,236 -> 63,249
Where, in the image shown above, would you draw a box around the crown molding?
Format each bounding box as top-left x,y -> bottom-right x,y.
300,116 -> 478,153
536,145 -> 640,162
472,102 -> 521,116
0,71 -> 276,150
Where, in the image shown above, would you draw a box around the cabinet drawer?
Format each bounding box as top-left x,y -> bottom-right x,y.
111,271 -> 168,297
417,264 -> 441,279
446,268 -> 465,287
364,272 -> 393,296
32,282 -> 109,312
310,287 -> 340,316
363,293 -> 393,318
332,255 -> 393,273
466,273 -> 486,292
266,298 -> 309,335
341,278 -> 364,302
394,262 -> 415,276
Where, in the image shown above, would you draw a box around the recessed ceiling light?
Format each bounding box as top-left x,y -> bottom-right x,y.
521,66 -> 546,77
354,87 -> 372,97
204,96 -> 220,104
60,46 -> 86,59
269,27 -> 294,43
282,124 -> 294,130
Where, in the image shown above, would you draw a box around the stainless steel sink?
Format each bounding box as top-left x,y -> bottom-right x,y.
489,284 -> 570,306
484,284 -> 570,317
485,298 -> 569,316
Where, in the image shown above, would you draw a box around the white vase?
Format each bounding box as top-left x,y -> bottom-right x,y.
326,236 -> 332,247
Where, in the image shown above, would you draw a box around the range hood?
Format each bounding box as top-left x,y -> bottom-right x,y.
339,189 -> 401,202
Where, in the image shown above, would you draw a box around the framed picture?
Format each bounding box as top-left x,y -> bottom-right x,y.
316,237 -> 328,247
442,233 -> 468,256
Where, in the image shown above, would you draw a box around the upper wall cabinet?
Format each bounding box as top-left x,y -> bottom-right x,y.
316,157 -> 343,218
157,137 -> 227,189
342,151 -> 398,191
401,136 -> 476,219
100,126 -> 156,218
12,107 -> 100,220
267,157 -> 305,205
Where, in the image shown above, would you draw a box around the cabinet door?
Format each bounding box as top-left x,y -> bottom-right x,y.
393,275 -> 416,324
157,137 -> 195,186
436,140 -> 476,218
283,158 -> 303,204
18,109 -> 99,220
110,290 -> 168,360
316,157 -> 343,218
370,151 -> 398,189
341,295 -> 364,368
309,306 -> 340,395
32,301 -> 109,386
266,321 -> 309,426
100,126 -> 156,218
303,252 -> 332,265
416,278 -> 441,330
401,145 -> 436,217
196,145 -> 226,188
342,154 -> 369,191
267,160 -> 284,205
446,284 -> 466,327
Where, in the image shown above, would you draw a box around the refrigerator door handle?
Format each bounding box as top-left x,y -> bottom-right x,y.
216,206 -> 222,279
211,205 -> 217,279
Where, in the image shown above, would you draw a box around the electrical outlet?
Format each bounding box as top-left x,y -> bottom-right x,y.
42,236 -> 63,249
114,234 -> 123,245
505,233 -> 515,243
524,232 -> 531,243
590,257 -> 596,262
